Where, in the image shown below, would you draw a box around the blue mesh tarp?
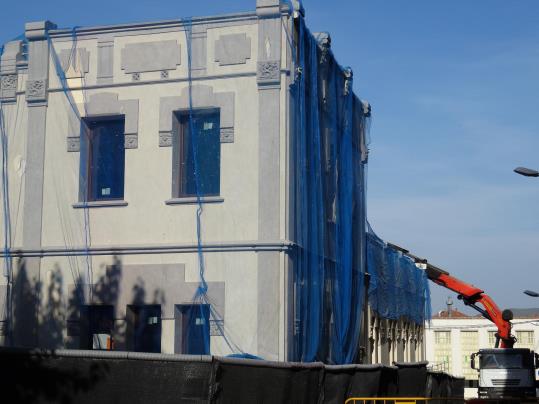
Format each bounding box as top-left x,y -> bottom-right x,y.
292,17 -> 369,364
367,230 -> 431,324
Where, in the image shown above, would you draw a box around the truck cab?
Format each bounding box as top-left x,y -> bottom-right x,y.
471,348 -> 539,399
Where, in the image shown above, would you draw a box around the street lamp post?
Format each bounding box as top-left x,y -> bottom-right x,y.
514,167 -> 539,177
514,169 -> 539,298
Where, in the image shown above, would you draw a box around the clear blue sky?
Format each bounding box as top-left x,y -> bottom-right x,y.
2,1 -> 539,313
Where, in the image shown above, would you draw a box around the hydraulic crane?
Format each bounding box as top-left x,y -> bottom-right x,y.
387,243 -> 538,400
387,243 -> 515,349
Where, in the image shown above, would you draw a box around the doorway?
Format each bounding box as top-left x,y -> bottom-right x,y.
127,305 -> 161,353
175,304 -> 210,355
79,305 -> 114,350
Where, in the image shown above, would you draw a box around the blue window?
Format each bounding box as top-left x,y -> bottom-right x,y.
174,110 -> 220,197
175,304 -> 210,355
82,117 -> 125,201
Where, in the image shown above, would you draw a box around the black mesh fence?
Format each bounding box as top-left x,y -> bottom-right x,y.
394,361 -> 428,397
426,370 -> 465,404
0,348 -> 212,404
210,357 -> 323,404
0,348 -> 464,403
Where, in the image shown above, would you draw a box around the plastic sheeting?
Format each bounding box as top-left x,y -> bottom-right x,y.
367,229 -> 432,325
292,16 -> 369,364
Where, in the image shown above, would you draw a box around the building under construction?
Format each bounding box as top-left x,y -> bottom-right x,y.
0,0 -> 430,365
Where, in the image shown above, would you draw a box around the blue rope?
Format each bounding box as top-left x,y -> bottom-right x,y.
49,36 -> 80,119
182,18 -> 244,356
48,27 -> 91,300
183,18 -> 208,299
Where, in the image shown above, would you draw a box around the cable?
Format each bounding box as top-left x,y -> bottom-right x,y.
0,44 -> 14,344
182,17 -> 242,356
48,28 -> 93,300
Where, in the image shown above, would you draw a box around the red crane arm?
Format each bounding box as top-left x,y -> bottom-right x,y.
426,265 -> 514,349
386,243 -> 515,348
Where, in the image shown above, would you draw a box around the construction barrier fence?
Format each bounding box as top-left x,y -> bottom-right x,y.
0,348 -> 465,404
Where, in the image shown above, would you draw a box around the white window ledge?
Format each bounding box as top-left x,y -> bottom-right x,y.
165,196 -> 224,205
73,200 -> 129,209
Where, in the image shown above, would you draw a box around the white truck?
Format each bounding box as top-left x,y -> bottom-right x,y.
471,348 -> 539,400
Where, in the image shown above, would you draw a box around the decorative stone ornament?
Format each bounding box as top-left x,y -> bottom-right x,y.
1,74 -> 17,90
67,137 -> 80,152
159,84 -> 235,146
159,133 -> 173,147
257,61 -> 280,85
66,92 -> 139,152
0,74 -> 18,102
124,134 -> 138,149
26,79 -> 48,102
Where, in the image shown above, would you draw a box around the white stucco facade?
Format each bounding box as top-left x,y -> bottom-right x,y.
0,2 -> 299,360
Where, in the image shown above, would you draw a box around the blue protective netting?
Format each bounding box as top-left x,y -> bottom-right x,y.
292,17 -> 368,364
366,225 -> 431,324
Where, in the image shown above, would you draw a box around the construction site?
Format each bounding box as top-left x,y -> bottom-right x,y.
0,0 -> 537,402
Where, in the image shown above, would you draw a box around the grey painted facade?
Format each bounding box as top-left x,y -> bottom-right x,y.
0,0 -> 415,364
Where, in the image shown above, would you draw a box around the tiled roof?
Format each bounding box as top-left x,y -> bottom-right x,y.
432,307 -> 539,319
432,309 -> 470,319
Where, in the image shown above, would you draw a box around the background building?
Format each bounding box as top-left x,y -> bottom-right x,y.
425,305 -> 539,396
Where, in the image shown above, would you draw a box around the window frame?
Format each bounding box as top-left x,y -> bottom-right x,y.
434,330 -> 451,344
174,303 -> 211,355
79,114 -> 126,204
126,304 -> 162,353
516,330 -> 534,346
171,108 -> 221,199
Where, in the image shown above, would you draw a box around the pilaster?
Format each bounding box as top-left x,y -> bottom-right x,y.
256,0 -> 282,361
15,20 -> 56,347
